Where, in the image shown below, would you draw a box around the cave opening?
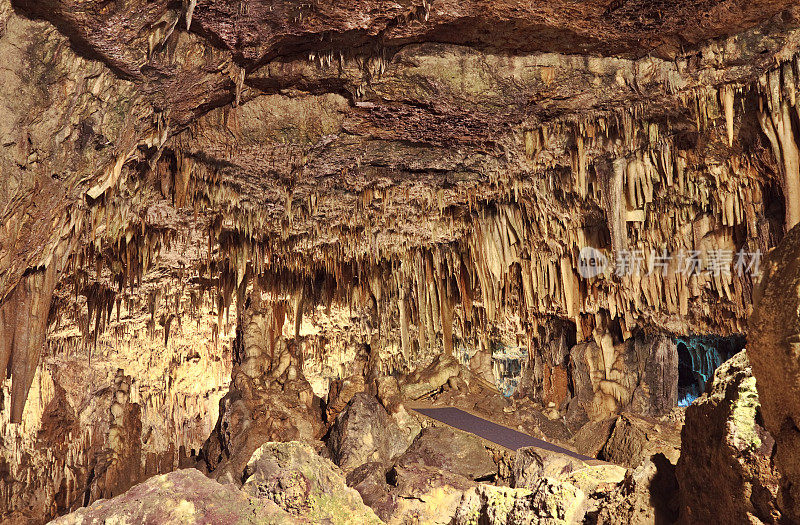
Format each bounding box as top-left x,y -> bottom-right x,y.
676,335 -> 746,406
491,342 -> 526,397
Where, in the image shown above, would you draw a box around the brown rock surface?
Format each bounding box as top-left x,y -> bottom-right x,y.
49,469 -> 297,525
395,425 -> 497,481
676,350 -> 781,524
241,441 -> 382,524
601,412 -> 682,468
202,300 -> 325,483
751,223 -> 800,522
1,0 -> 800,521
569,333 -> 678,423
327,392 -> 412,472
594,454 -> 679,525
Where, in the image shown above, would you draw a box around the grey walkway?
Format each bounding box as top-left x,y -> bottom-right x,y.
412,407 -> 596,462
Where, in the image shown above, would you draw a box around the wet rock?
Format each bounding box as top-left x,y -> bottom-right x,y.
676,350 -> 781,524
327,393 -> 413,472
395,425 -> 497,481
242,441 -> 382,524
50,469 -> 297,525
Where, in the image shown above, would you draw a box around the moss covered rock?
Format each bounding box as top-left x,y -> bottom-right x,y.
454,479 -> 586,525
676,350 -> 781,523
50,469 -> 297,525
242,441 -> 383,524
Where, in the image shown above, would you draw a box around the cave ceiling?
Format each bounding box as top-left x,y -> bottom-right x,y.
1,0 -> 800,432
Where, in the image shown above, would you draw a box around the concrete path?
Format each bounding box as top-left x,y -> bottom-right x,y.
412,406 -> 597,462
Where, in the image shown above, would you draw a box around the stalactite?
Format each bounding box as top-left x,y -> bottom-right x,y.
6,258 -> 60,422
759,70 -> 800,229
721,85 -> 735,147
184,0 -> 196,30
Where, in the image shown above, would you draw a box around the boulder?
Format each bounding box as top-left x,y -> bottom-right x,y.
390,464 -> 477,524
560,464 -> 627,497
347,462 -> 397,522
750,223 -> 800,521
327,393 -> 413,472
513,447 -> 589,489
400,355 -> 462,400
594,454 -> 679,524
395,425 -> 497,481
512,445 -> 626,520
454,480 -> 587,525
347,460 -> 477,523
242,441 -> 382,524
50,469 -> 297,525
600,412 -> 681,468
676,350 -> 781,524
570,417 -> 616,458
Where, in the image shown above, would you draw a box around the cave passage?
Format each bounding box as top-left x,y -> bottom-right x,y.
491,343 -> 527,397
676,336 -> 745,406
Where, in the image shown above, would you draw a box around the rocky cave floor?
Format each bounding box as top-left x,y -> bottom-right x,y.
19,342 -> 783,524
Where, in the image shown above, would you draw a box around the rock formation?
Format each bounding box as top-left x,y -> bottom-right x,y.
750,223 -> 800,522
676,350 -> 781,524
0,0 -> 799,522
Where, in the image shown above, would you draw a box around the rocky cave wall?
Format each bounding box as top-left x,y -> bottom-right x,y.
1,0 -> 800,522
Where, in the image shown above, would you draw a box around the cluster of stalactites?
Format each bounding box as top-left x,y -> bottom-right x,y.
16,35 -> 798,426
